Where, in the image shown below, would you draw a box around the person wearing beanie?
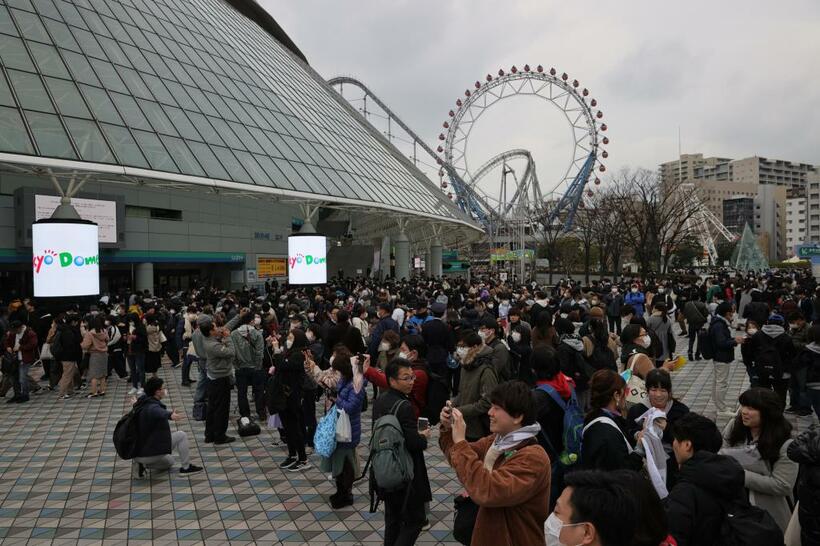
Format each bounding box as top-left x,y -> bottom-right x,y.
708,302 -> 746,418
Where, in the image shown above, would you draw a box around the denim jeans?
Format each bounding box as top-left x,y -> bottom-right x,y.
128,353 -> 145,389
182,354 -> 197,384
235,367 -> 265,419
194,358 -> 209,404
18,361 -> 30,397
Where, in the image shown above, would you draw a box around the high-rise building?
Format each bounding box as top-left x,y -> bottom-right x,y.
661,154 -> 817,188
659,153 -> 731,185
693,180 -> 759,223
754,185 -> 787,261
786,186 -> 807,257
723,197 -> 755,234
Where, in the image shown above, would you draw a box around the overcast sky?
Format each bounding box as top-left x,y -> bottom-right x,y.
261,0 -> 820,196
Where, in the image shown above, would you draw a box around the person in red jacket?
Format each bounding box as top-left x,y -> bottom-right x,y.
362,334 -> 429,418
3,320 -> 38,403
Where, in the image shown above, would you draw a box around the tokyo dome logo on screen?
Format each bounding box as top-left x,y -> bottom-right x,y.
33,249 -> 99,274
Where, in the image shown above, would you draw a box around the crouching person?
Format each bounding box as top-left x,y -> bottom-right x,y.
134,377 -> 203,477
440,380 -> 551,546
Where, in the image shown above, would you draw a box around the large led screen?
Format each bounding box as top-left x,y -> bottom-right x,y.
32,221 -> 100,297
35,195 -> 117,243
287,235 -> 327,285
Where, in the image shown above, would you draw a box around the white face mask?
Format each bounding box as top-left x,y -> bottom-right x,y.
478,330 -> 489,341
329,355 -> 335,366
511,332 -> 522,343
253,317 -> 262,326
658,288 -> 665,294
308,313 -> 315,321
639,334 -> 652,347
306,331 -> 315,342
285,339 -> 293,349
398,351 -> 409,360
747,328 -> 758,335
379,341 -> 390,352
545,512 -> 585,546
487,303 -> 494,309
456,346 -> 469,359
631,288 -> 638,293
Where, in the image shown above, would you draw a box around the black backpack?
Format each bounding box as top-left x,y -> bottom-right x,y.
266,374 -> 290,414
113,399 -> 148,460
50,330 -> 64,361
236,418 -> 261,437
585,337 -> 617,372
755,337 -> 784,381
717,497 -> 784,546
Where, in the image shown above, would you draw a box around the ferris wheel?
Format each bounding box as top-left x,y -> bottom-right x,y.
438,64 -> 609,231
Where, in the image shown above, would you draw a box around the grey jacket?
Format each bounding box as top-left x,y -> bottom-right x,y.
454,346 -> 499,440
721,420 -> 798,532
191,328 -> 207,363
230,324 -> 263,370
202,334 -> 236,380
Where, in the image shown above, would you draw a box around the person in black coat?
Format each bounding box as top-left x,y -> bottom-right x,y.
665,412 -> 746,546
372,359 -> 432,546
420,303 -> 454,377
788,424 -> 820,546
580,369 -> 643,472
743,290 -> 770,329
133,376 -> 202,476
271,329 -> 309,471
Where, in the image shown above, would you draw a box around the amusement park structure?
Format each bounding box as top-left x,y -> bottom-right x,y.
329,67 -> 734,267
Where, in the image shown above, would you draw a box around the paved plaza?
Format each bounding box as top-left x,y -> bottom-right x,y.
0,330 -> 815,546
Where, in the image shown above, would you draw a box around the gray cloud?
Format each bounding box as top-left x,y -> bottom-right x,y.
261,0 -> 820,179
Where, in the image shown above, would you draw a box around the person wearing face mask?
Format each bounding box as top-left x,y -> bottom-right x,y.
742,314 -> 795,408
363,335 -> 429,418
368,303 -> 400,360
740,320 -> 761,388
230,312 -> 265,422
508,323 -> 533,385
579,369 -> 642,472
706,302 -> 747,419
132,376 -> 203,478
624,284 -> 646,318
200,316 -> 236,445
350,303 -> 369,346
478,315 -> 512,381
683,294 -> 709,362
452,331 -> 499,441
440,381 -> 550,546
270,329 -> 310,471
604,286 -> 624,335
546,470 -> 639,546
785,311 -> 812,416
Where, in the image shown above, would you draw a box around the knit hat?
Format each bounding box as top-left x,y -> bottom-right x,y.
767,314 -> 785,326
715,301 -> 734,317
589,306 -> 605,319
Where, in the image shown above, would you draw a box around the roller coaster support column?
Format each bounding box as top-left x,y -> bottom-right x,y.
430,225 -> 443,278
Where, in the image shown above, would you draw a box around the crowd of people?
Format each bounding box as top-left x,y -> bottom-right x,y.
2,268 -> 820,545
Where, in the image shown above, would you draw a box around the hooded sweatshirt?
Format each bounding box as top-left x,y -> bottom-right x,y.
81,329 -> 109,353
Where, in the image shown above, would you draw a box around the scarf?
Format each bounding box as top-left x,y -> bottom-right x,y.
483,423 -> 542,471
536,372 -> 574,400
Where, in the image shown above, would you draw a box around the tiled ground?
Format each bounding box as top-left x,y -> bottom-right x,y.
0,328 -> 815,546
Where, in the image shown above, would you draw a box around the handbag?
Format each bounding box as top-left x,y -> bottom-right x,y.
453,494 -> 479,545
625,357 -> 647,406
335,408 -> 352,442
314,405 -> 339,458
40,342 -> 53,360
1,352 -> 17,375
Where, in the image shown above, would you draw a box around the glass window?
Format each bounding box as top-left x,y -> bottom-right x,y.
162,80 -> 194,110
10,8 -> 50,43
0,105 -> 34,154
0,6 -> 19,36
120,43 -> 152,74
64,117 -> 115,163
132,129 -> 177,172
89,58 -> 128,93
45,77 -> 90,118
42,18 -> 81,52
186,111 -> 223,146
159,135 -> 204,176
273,157 -> 310,192
227,122 -> 263,154
183,85 -> 217,116
80,9 -> 110,38
8,70 -> 54,113
25,110 -> 76,158
140,74 -> 175,106
5,0 -> 35,12
28,42 -> 69,78
31,0 -> 61,20
109,92 -> 151,130
61,49 -> 101,86
211,145 -> 251,183
72,28 -> 106,60
142,51 -> 173,80
207,116 -> 243,150
0,35 -> 34,71
186,140 -> 228,180
162,105 -> 200,140
137,99 -> 177,136
0,73 -> 13,107
116,66 -> 152,99
253,154 -> 294,190
79,85 -> 122,125
95,36 -> 130,66
99,122 -> 148,167
232,150 -> 269,186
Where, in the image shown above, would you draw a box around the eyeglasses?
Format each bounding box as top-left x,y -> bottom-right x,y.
398,375 -> 416,382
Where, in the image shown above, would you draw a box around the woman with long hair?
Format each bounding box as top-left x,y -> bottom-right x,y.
144,314 -> 164,380
126,313 -> 147,395
272,328 -> 310,472
80,314 -> 109,398
531,309 -> 558,349
647,302 -> 673,367
580,369 -> 642,471
720,387 -> 798,531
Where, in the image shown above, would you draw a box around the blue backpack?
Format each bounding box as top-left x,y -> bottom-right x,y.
536,384 -> 584,466
314,405 -> 338,458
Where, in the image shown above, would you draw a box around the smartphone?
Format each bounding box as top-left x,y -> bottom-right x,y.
417,417 -> 430,432
356,353 -> 365,371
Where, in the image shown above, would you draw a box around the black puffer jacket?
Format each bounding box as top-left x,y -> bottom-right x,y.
788,425 -> 820,546
665,451 -> 746,546
54,322 -> 82,362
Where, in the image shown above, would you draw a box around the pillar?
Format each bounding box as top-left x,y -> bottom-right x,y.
430,239 -> 443,278
380,236 -> 391,278
394,231 -> 410,280
135,262 -> 154,294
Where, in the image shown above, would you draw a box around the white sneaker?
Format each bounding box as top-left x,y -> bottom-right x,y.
128,388 -> 138,395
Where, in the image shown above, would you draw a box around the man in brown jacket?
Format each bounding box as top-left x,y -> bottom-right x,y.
440,380 -> 550,546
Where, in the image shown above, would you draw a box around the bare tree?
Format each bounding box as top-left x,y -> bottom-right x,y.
572,205 -> 598,284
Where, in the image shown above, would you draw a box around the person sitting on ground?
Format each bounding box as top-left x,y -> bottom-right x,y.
133,376 -> 203,477
441,380 -> 551,546
546,469 -> 639,546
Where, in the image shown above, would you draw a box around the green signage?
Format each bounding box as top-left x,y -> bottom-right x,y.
798,246 -> 820,258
